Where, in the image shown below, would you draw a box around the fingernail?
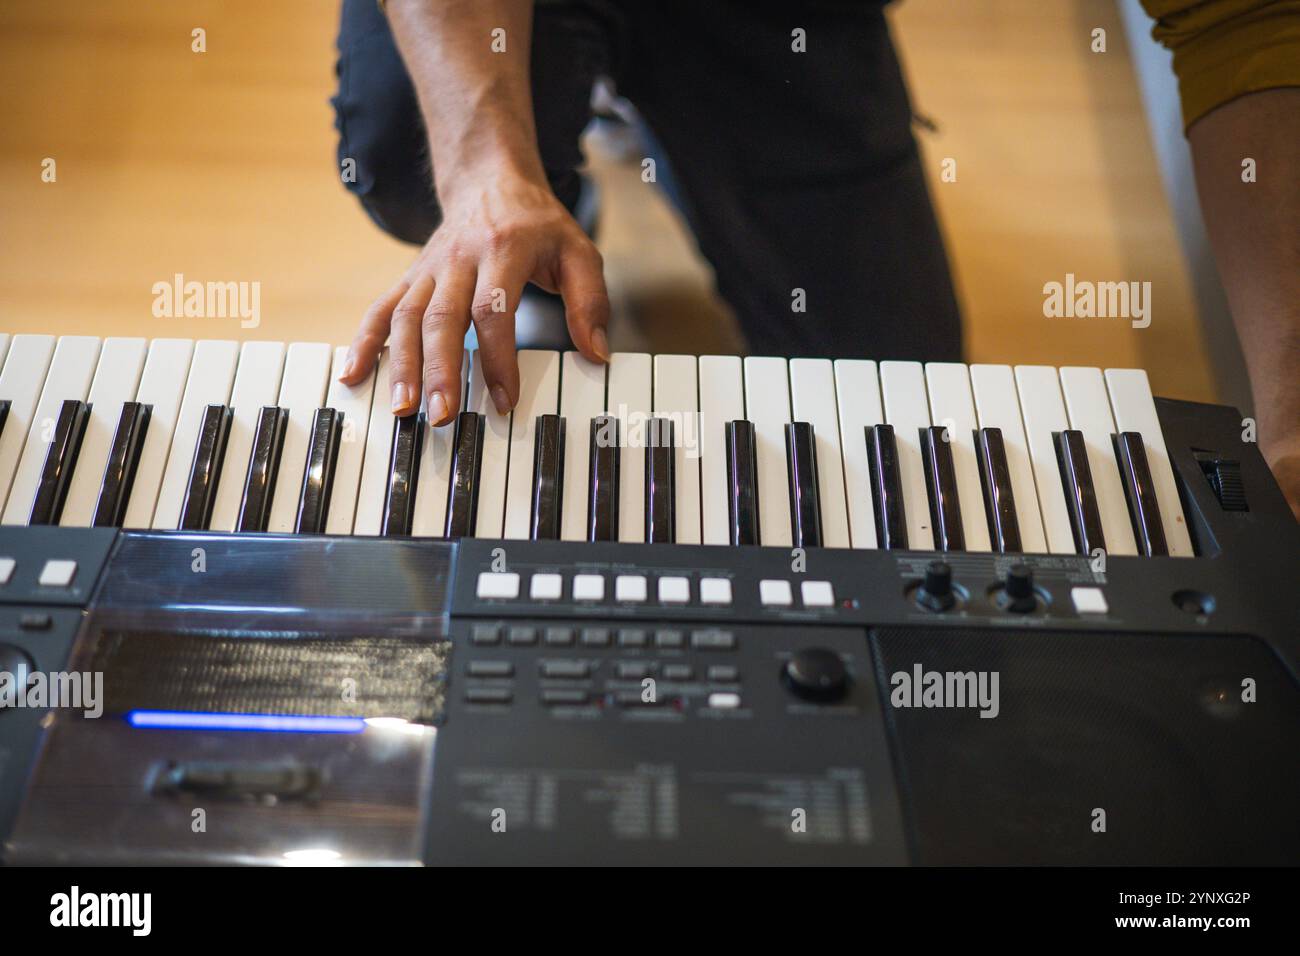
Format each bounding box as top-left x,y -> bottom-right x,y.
490,385 -> 512,416
391,382 -> 414,413
590,326 -> 610,362
427,390 -> 449,424
339,355 -> 356,381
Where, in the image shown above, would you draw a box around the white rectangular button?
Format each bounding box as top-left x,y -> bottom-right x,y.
476,571 -> 520,600
0,557 -> 15,584
801,580 -> 835,608
1071,586 -> 1109,614
572,574 -> 605,601
39,559 -> 78,587
759,579 -> 793,607
530,573 -> 563,601
615,575 -> 647,602
699,577 -> 733,605
708,692 -> 741,710
658,576 -> 690,604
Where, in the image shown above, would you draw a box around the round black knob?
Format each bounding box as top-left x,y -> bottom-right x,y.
1005,564 -> 1034,599
916,560 -> 955,611
0,645 -> 32,711
783,648 -> 849,703
1000,564 -> 1038,612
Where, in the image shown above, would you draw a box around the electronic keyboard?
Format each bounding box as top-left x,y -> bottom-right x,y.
1,334 -> 1296,866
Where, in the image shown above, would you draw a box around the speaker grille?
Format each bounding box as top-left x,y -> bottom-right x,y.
871,627 -> 1300,864
84,630 -> 449,725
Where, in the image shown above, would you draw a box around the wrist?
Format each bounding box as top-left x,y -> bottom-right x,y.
436,155 -> 553,213
431,129 -> 547,199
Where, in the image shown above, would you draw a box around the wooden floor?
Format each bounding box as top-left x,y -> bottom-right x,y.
0,0 -> 1214,401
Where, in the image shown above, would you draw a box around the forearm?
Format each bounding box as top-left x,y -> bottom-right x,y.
386,0 -> 544,197
1188,88 -> 1300,460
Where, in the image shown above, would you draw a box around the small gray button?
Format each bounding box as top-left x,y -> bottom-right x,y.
471,624 -> 501,646
468,660 -> 514,678
507,626 -> 538,646
617,628 -> 648,648
654,629 -> 685,649
691,629 -> 736,650
465,687 -> 512,704
541,659 -> 591,679
545,627 -> 575,646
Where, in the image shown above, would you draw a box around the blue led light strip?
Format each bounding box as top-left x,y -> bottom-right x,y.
126,710 -> 367,733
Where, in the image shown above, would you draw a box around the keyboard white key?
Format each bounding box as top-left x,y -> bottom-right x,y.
411,351 -> 469,537
152,340 -> 239,528
352,350 -> 394,536
879,360 -> 933,550
468,349 -> 510,538
0,334 -> 10,370
207,341 -> 287,532
558,351 -> 606,541
789,358 -> 850,548
0,334 -> 57,516
325,346 -> 378,535
698,355 -> 744,546
265,342 -> 332,534
1104,368 -> 1193,557
1060,367 -> 1137,556
606,351 -> 652,543
121,339 -> 195,528
59,337 -> 148,527
743,356 -> 792,547
924,362 -> 991,552
969,364 -> 1047,553
502,350 -> 560,539
833,359 -> 883,549
652,354 -> 701,545
3,335 -> 101,525
1014,366 -> 1077,554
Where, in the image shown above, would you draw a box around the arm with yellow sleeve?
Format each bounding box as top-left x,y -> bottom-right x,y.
1140,0 -> 1300,518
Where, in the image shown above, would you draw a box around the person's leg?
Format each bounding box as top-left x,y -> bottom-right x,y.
616,0 -> 962,361
331,0 -> 614,244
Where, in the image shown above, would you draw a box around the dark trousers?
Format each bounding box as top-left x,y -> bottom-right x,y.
332,0 -> 961,361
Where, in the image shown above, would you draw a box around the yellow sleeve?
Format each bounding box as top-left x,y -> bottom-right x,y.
1139,0 -> 1300,130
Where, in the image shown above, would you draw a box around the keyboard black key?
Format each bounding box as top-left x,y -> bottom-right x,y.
382,411 -> 424,536
645,416 -> 675,544
866,423 -> 907,550
237,405 -> 289,533
445,411 -> 484,537
1115,431 -> 1168,557
0,400 -> 10,444
29,399 -> 90,525
295,407 -> 343,534
530,413 -> 565,540
921,424 -> 965,552
92,400 -> 152,527
725,419 -> 760,546
784,421 -> 823,548
1055,429 -> 1106,556
588,414 -> 619,542
179,404 -> 232,531
975,426 -> 1022,553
